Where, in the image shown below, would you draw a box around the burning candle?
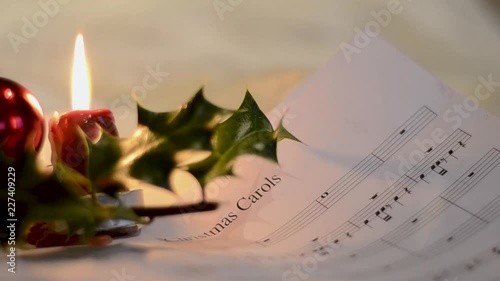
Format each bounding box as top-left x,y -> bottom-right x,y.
49,34 -> 118,184
25,34 -> 142,248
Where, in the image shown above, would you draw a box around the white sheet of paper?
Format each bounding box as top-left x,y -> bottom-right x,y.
136,37 -> 500,281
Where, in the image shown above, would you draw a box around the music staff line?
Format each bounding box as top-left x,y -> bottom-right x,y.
351,129 -> 471,225
409,241 -> 500,281
302,129 -> 472,254
371,106 -> 436,161
318,107 -> 437,207
390,192 -> 500,269
380,148 -> 500,247
256,106 -> 437,246
302,148 -> 499,260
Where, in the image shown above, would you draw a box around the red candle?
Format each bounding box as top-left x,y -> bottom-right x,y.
49,34 -> 118,189
49,109 -> 118,175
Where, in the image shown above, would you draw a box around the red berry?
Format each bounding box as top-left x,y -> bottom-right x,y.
0,77 -> 45,160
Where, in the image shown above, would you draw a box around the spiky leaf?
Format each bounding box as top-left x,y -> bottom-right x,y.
121,89 -> 300,192
2,87 -> 301,248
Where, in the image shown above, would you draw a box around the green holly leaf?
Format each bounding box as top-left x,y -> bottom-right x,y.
0,142 -> 14,167
121,89 -> 300,194
2,87 -> 301,248
126,145 -> 176,189
86,130 -> 125,196
120,88 -> 234,189
164,88 -> 234,133
186,130 -> 278,187
185,92 -> 276,186
137,88 -> 233,139
212,91 -> 273,154
53,162 -> 90,197
87,131 -> 122,182
275,119 -> 301,143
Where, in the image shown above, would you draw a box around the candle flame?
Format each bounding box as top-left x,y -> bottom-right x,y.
71,34 -> 91,110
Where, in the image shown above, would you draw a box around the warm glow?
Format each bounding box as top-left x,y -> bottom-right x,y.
3,89 -> 13,100
26,93 -> 43,114
71,34 -> 91,110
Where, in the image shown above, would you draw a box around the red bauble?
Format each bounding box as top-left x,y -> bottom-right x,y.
0,77 -> 45,160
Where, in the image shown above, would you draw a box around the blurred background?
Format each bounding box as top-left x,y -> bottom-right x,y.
1,1 -> 500,139
1,1 -> 500,280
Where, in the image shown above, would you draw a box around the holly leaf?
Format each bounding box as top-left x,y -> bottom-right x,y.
275,119 -> 301,143
87,130 -> 122,182
137,88 -> 233,142
212,91 -> 273,154
185,100 -> 301,187
2,87 -> 301,248
0,146 -> 139,247
186,130 -> 278,186
86,130 -> 125,196
163,88 -> 234,133
120,89 -> 300,193
119,88 -> 233,190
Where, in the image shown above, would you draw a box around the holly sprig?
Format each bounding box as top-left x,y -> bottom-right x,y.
1,89 -> 299,247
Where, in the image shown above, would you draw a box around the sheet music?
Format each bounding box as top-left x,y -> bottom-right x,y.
137,37 -> 500,281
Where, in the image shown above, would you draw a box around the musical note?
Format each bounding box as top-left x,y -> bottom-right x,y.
372,213 -> 383,221
447,236 -> 453,242
465,263 -> 475,271
404,188 -> 412,194
468,172 -> 475,177
263,238 -> 270,242
312,237 -> 319,242
426,147 -> 434,153
449,149 -> 458,159
420,174 -> 429,184
464,259 -> 481,272
431,160 -> 448,176
382,206 -> 391,215
256,107 -> 437,247
313,246 -> 329,256
394,196 -> 403,206
315,148 -> 495,265
346,232 -> 352,238
384,204 -> 393,209
333,239 -> 339,244
459,141 -> 466,147
492,247 -> 500,255
370,193 -> 379,200
376,207 -> 392,221
364,219 -> 373,228
318,249 -> 329,256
